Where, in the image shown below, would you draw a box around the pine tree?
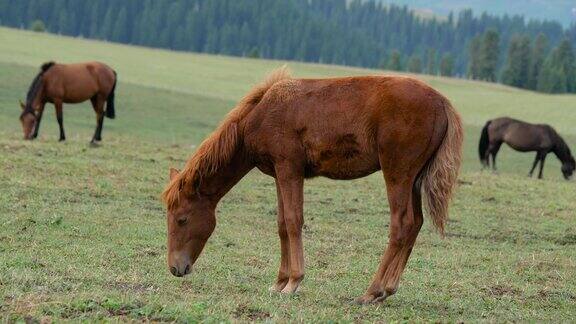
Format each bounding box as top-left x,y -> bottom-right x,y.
468,36 -> 482,79
426,48 -> 436,75
538,39 -> 576,93
440,54 -> 455,76
478,29 -> 500,82
111,7 -> 128,43
30,19 -> 45,32
387,50 -> 402,71
408,55 -> 422,73
100,7 -> 115,40
501,35 -> 531,88
57,10 -> 68,34
528,33 -> 549,90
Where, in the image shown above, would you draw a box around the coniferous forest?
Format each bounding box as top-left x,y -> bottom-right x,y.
2,0 -> 576,93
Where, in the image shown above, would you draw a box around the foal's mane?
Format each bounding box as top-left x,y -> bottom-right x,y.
23,61 -> 55,113
162,66 -> 291,209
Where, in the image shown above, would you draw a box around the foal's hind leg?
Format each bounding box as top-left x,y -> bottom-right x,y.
90,96 -> 106,144
355,175 -> 421,304
270,178 -> 291,292
489,142 -> 502,171
55,100 -> 65,141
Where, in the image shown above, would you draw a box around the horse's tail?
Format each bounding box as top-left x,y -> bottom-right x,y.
478,120 -> 491,166
419,99 -> 463,236
106,71 -> 117,119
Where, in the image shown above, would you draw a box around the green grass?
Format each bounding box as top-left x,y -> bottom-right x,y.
1,27 -> 575,322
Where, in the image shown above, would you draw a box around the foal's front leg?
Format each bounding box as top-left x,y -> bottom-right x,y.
32,103 -> 46,139
538,153 -> 547,179
270,178 -> 291,292
529,153 -> 541,177
274,164 -> 305,294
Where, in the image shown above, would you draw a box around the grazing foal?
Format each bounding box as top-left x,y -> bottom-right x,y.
19,61 -> 117,144
479,117 -> 575,179
162,67 -> 463,303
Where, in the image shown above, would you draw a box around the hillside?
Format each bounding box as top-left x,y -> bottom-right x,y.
1,0 -> 573,82
1,28 -> 575,322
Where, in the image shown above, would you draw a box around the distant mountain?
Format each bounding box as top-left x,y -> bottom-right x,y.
381,0 -> 576,26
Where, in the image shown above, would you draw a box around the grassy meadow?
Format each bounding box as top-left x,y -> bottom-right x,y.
1,27 -> 576,322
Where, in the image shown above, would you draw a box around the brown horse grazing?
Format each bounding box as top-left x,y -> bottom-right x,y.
19,61 -> 117,144
479,117 -> 575,179
162,67 -> 463,303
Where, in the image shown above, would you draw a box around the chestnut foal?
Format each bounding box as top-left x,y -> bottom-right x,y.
162,67 -> 462,303
19,61 -> 117,144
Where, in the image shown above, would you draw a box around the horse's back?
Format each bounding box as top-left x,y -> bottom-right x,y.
489,117 -> 553,151
245,76 -> 448,179
43,62 -> 115,103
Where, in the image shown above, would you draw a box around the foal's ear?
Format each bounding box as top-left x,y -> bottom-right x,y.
169,168 -> 180,180
19,100 -> 25,110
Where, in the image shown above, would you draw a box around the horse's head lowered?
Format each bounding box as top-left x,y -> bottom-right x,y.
561,156 -> 576,180
19,100 -> 37,140
164,168 -> 216,277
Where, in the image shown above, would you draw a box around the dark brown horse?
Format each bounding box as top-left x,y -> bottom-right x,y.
19,61 -> 117,144
162,67 -> 463,303
479,117 -> 575,179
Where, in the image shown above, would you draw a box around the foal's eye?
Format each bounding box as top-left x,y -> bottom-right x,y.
177,218 -> 188,226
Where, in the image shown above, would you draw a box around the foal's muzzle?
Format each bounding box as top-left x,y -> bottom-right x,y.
170,264 -> 191,277
169,251 -> 192,277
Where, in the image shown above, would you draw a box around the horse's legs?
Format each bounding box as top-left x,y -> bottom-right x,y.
538,153 -> 547,179
90,96 -> 105,143
380,182 -> 423,296
490,142 -> 502,171
32,102 -> 46,139
55,100 -> 65,141
274,162 -> 305,294
270,178 -> 291,292
529,152 -> 542,177
355,176 -> 419,304
483,146 -> 491,168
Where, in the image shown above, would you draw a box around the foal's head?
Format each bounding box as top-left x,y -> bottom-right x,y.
164,168 -> 216,277
561,157 -> 576,180
19,100 -> 37,140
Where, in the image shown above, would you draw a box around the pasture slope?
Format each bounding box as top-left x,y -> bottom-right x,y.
1,27 -> 575,322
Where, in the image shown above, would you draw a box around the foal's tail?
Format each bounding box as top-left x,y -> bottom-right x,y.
106,71 -> 117,119
478,120 -> 491,166
419,100 -> 463,236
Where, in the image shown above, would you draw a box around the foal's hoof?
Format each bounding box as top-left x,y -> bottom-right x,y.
58,138 -> 66,142
89,140 -> 101,147
269,279 -> 289,293
279,279 -> 302,294
353,292 -> 389,305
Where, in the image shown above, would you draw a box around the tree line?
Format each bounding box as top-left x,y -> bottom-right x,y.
1,0 -> 576,93
468,30 -> 576,93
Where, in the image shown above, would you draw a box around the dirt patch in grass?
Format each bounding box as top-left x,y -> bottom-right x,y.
39,298 -> 177,322
555,233 -> 576,245
482,284 -> 521,298
535,289 -> 576,301
233,304 -> 271,321
106,281 -> 159,293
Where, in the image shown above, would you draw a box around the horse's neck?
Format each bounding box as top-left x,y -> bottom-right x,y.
197,149 -> 254,203
26,75 -> 45,111
553,136 -> 571,163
